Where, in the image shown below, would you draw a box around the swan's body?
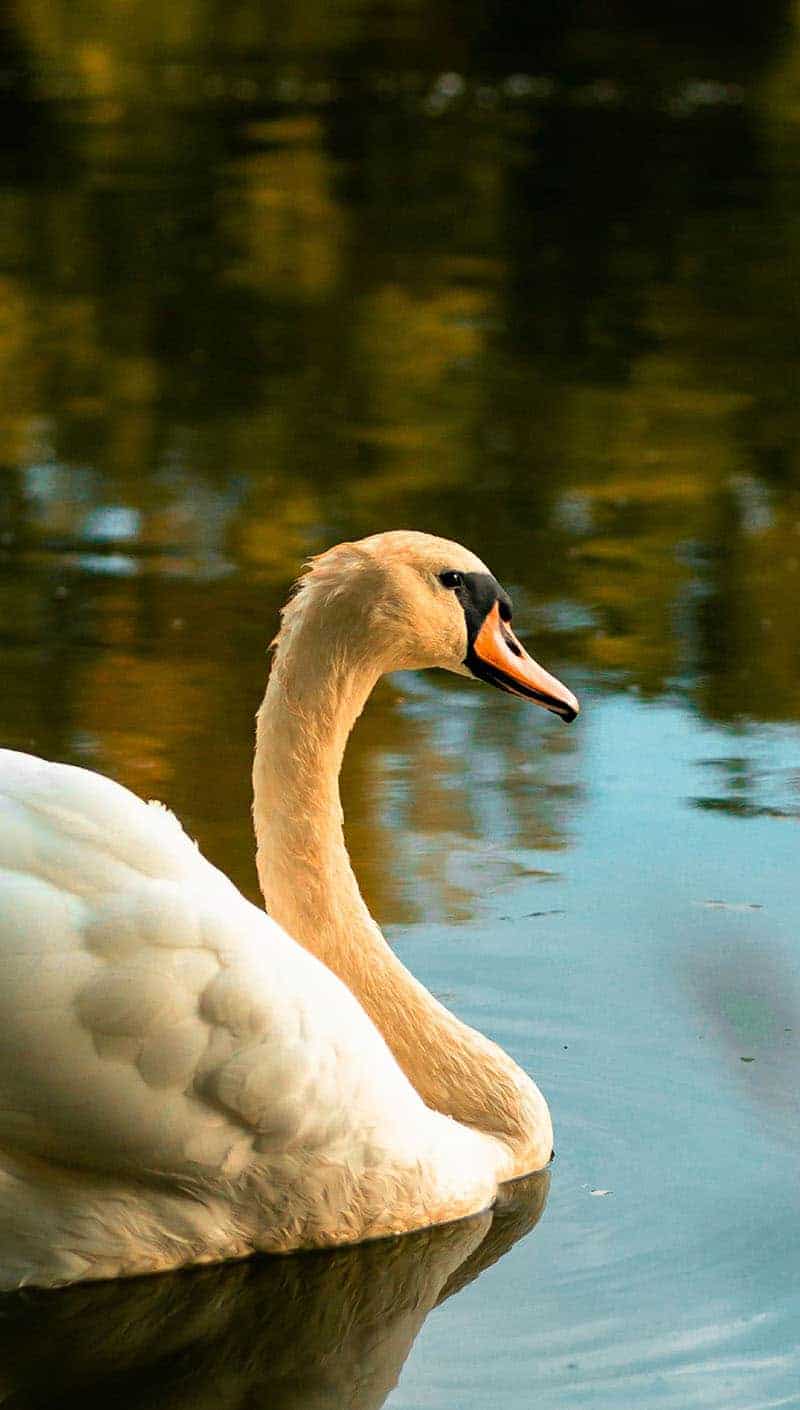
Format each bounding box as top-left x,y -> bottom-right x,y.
0,532 -> 577,1288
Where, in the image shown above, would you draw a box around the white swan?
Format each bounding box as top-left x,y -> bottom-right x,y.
0,530 -> 578,1288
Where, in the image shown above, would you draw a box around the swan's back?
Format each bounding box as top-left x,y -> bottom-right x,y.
0,750 -> 496,1287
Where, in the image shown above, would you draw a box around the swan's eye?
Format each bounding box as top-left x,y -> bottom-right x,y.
439,570 -> 463,590
498,599 -> 512,623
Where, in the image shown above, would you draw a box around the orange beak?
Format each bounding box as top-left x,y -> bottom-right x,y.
470,603 -> 579,722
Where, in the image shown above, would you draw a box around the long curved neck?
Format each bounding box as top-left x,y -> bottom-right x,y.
253,606 -> 550,1174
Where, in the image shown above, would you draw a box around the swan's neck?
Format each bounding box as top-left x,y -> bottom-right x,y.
253,611 -> 551,1175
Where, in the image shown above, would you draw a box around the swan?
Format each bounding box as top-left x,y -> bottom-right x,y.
0,530 -> 578,1288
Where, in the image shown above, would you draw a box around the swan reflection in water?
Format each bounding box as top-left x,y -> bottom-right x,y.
0,1171 -> 548,1410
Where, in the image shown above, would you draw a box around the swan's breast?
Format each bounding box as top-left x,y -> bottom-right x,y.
0,749 -> 501,1255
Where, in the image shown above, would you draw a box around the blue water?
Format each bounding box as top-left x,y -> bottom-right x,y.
387,689 -> 800,1408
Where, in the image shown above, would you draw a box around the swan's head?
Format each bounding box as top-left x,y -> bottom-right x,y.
287,530 -> 578,722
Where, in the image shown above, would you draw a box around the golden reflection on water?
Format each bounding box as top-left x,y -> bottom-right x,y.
2,0 -> 800,902
2,35 -> 800,665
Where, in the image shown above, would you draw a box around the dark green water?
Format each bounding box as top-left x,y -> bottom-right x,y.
0,3 -> 799,1406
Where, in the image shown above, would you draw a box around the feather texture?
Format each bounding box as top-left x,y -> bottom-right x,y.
0,749 -> 497,1287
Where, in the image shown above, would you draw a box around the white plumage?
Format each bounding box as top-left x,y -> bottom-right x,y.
0,531 -> 574,1287
0,748 -> 496,1287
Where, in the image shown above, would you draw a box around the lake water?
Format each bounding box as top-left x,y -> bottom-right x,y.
0,3 -> 798,1406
